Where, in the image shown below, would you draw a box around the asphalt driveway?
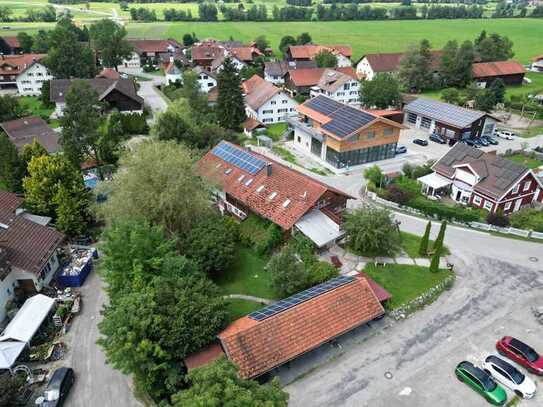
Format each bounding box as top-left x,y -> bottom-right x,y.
284,254 -> 543,407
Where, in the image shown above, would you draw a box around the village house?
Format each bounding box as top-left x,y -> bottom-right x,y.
0,54 -> 53,96
120,38 -> 184,69
309,68 -> 361,106
49,78 -> 144,117
418,143 -> 543,213
198,141 -> 354,248
355,51 -> 442,80
0,36 -> 22,55
403,98 -> 498,141
191,40 -> 261,70
0,116 -> 60,154
242,74 -> 298,124
471,60 -> 526,88
0,191 -> 64,322
531,55 -> 543,72
289,95 -> 405,171
285,66 -> 358,97
165,62 -> 183,84
194,66 -> 217,93
184,274 -> 385,378
96,67 -> 121,80
263,60 -> 317,85
286,44 -> 352,68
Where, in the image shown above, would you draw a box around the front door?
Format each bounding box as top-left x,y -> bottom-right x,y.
18,279 -> 37,295
311,137 -> 322,157
455,190 -> 462,201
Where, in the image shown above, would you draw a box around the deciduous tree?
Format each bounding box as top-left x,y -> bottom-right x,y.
172,357 -> 289,407
16,32 -> 33,53
89,19 -> 133,70
296,32 -> 312,45
398,40 -> 432,92
489,78 -> 506,104
475,89 -> 496,112
314,49 -> 337,68
0,95 -> 24,122
279,35 -> 296,53
360,73 -> 401,109
474,31 -> 514,62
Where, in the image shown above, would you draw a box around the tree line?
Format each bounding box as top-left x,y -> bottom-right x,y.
0,5 -> 57,22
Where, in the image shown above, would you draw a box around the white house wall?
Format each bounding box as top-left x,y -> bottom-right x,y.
16,63 -> 53,96
356,57 -> 376,80
120,52 -> 141,69
264,72 -> 284,85
197,74 -> 217,93
0,270 -> 18,322
335,54 -> 351,68
254,92 -> 298,124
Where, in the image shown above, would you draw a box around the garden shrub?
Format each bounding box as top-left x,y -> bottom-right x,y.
385,184 -> 414,205
239,214 -> 284,255
486,210 -> 510,227
120,113 -> 148,135
510,208 -> 543,232
407,196 -> 482,223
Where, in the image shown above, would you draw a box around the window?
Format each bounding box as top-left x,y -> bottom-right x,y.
257,185 -> 265,192
383,127 -> 394,136
202,75 -> 208,79
244,178 -> 253,186
337,92 -> 345,96
484,201 -> 493,211
421,117 -> 432,129
407,113 -> 417,124
297,136 -> 301,142
473,195 -> 482,205
270,100 -> 276,105
237,175 -> 245,182
268,192 -> 277,200
224,168 -> 232,175
282,99 -> 288,104
343,83 -> 350,90
367,131 -> 375,139
262,118 -> 273,123
512,184 -> 519,194
290,108 -> 295,112
504,201 -> 512,210
207,82 -> 214,87
262,109 -> 273,114
523,181 -> 532,191
277,108 -> 288,113
282,199 -> 291,208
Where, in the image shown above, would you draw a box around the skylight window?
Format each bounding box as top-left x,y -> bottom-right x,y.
256,185 -> 265,192
238,175 -> 245,182
269,192 -> 277,200
282,199 -> 291,208
224,168 -> 232,175
244,178 -> 253,186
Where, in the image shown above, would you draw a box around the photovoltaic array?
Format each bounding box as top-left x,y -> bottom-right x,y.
212,142 -> 266,175
248,275 -> 356,321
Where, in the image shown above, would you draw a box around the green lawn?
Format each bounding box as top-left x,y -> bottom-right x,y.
265,123 -> 287,142
225,298 -> 264,323
364,263 -> 453,309
272,146 -> 297,164
505,153 -> 543,169
18,96 -> 54,119
215,247 -> 277,300
0,179 -> 7,191
400,231 -> 450,259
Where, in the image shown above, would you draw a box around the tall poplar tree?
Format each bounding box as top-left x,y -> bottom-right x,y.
216,57 -> 246,131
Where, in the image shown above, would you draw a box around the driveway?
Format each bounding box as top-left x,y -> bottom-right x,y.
137,79 -> 169,118
64,270 -> 141,407
284,252 -> 543,407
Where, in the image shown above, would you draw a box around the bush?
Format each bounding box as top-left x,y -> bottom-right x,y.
120,113 -> 148,135
510,208 -> 543,232
486,210 -> 510,227
239,214 -> 283,255
364,165 -> 384,187
402,161 -> 434,180
255,223 -> 283,256
385,183 -> 414,205
407,196 -> 482,223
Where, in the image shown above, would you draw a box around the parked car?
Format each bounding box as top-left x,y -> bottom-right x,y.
534,146 -> 543,153
396,145 -> 407,154
40,367 -> 75,406
462,139 -> 479,148
455,361 -> 507,406
413,138 -> 428,146
494,129 -> 515,140
482,355 -> 536,399
430,133 -> 447,144
484,136 -> 499,145
496,337 -> 543,375
477,137 -> 490,147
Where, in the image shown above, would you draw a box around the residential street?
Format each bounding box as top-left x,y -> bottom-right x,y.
137,79 -> 169,117
63,269 -> 142,407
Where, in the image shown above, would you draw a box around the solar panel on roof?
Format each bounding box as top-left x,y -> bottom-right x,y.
322,106 -> 376,138
304,95 -> 344,116
248,275 -> 356,321
212,142 -> 266,175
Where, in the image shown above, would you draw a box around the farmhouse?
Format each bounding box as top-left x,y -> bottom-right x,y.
0,191 -> 64,322
531,55 -> 543,72
263,60 -> 317,85
242,74 -> 298,124
285,66 -> 357,96
96,67 -> 121,80
286,44 -> 353,68
419,143 -> 543,213
217,275 -> 384,379
309,68 -> 361,106
355,51 -> 442,80
403,98 -> 498,141
0,54 -> 53,96
194,66 -> 217,93
49,78 -> 144,117
0,116 -> 60,153
471,60 -> 526,88
198,141 -> 353,247
0,36 -> 22,54
165,62 -> 183,84
290,95 -> 405,170
191,40 -> 261,69
121,38 -> 184,69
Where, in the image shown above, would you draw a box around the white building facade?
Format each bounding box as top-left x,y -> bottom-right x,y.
310,78 -> 360,106
246,91 -> 298,124
356,56 -> 377,80
15,61 -> 52,96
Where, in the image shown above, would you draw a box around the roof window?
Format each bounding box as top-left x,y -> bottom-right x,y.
269,192 -> 277,200
244,178 -> 253,186
256,185 -> 265,192
224,168 -> 233,175
238,175 -> 245,182
282,199 -> 291,208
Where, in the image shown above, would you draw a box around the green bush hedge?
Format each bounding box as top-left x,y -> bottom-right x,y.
239,214 -> 284,255
510,208 -> 543,232
407,196 -> 483,223
120,113 -> 148,135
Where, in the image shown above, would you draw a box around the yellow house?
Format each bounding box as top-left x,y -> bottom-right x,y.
289,95 -> 406,169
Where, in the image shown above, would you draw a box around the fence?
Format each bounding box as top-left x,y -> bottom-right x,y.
367,191 -> 543,240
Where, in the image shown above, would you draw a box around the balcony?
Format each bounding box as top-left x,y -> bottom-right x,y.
286,117 -> 323,142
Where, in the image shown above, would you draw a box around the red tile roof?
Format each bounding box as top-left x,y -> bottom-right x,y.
472,60 -> 525,78
184,342 -> 224,370
230,46 -> 262,62
288,67 -> 357,87
2,36 -> 20,49
362,51 -> 443,73
243,117 -> 265,132
242,74 -> 281,110
0,190 -> 23,212
356,271 -> 392,302
289,44 -> 352,59
96,67 -> 121,80
127,39 -> 181,54
0,54 -> 46,76
198,142 -> 352,230
218,276 -> 384,379
191,45 -> 224,62
0,191 -> 64,274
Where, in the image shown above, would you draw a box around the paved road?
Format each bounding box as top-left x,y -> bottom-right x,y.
285,254 -> 543,407
64,270 -> 141,407
137,79 -> 169,118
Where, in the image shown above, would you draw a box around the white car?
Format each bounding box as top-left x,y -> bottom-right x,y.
494,129 -> 515,140
482,355 -> 537,399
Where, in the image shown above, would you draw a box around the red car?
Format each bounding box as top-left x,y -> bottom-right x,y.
496,336 -> 543,375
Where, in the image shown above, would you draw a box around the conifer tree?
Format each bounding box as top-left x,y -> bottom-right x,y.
433,220 -> 447,255
419,221 -> 431,256
216,57 -> 246,131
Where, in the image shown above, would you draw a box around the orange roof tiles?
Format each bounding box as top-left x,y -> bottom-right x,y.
0,54 -> 46,76
288,67 -> 357,87
184,342 -> 224,370
289,44 -> 352,59
218,277 -> 384,379
198,142 -> 352,230
472,60 -> 525,78
242,75 -> 281,110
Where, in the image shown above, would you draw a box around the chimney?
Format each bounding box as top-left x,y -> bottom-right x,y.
266,163 -> 272,176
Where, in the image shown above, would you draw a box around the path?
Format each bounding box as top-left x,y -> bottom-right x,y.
223,294 -> 274,305
63,270 -> 141,407
2,1 -> 115,19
